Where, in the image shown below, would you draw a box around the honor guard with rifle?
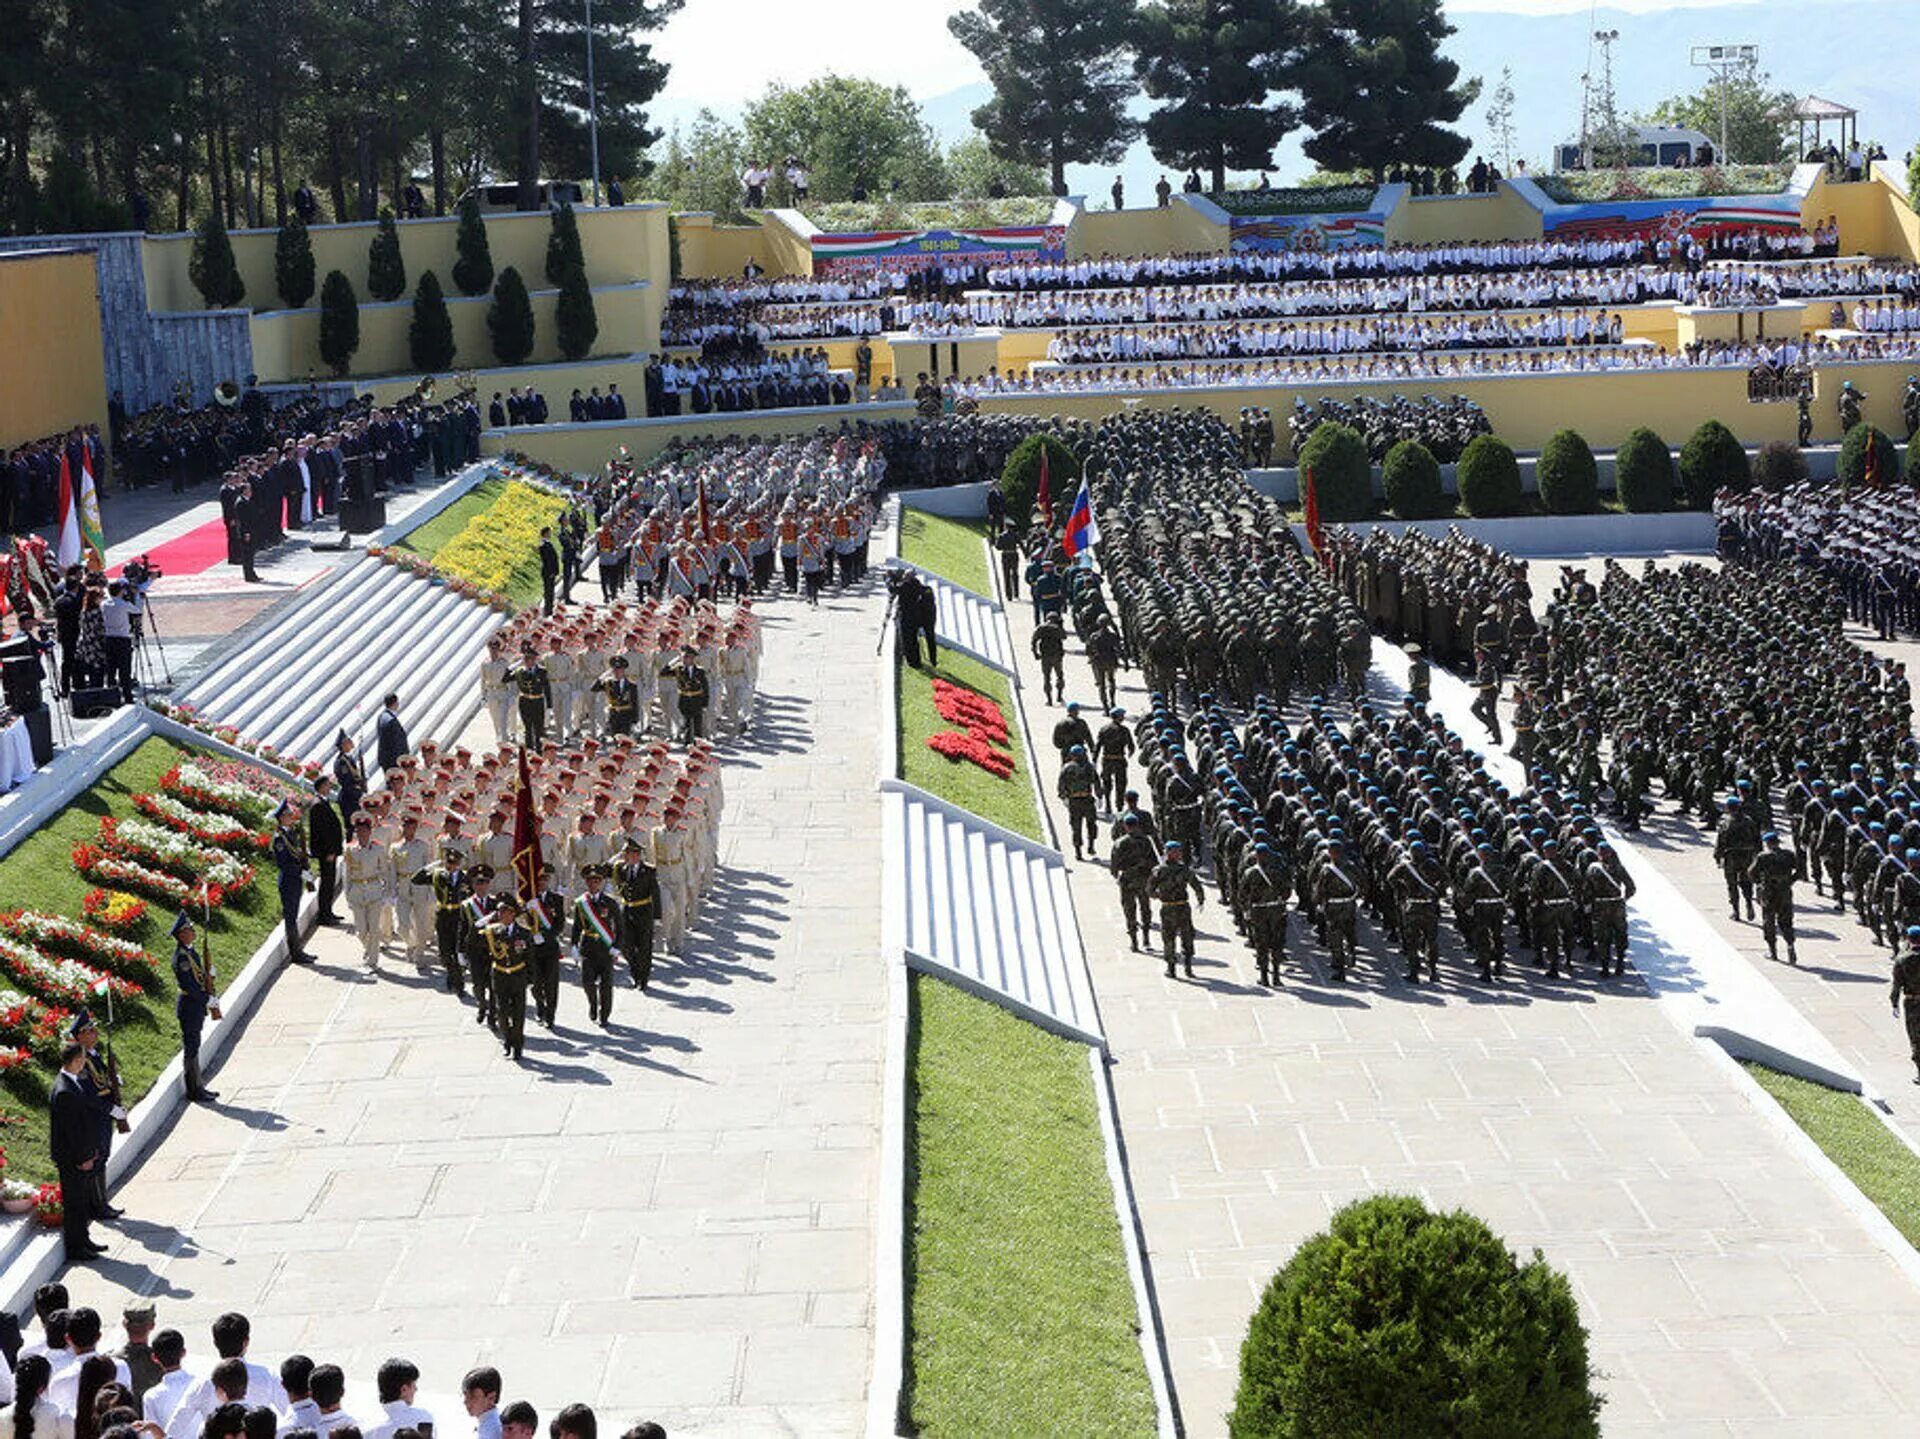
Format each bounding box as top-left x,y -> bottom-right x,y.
172,910 -> 222,1104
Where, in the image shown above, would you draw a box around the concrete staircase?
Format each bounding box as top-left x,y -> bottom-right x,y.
881,778 -> 1103,1048
175,557 -> 503,766
885,559 -> 1015,675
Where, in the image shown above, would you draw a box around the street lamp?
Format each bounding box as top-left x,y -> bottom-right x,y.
585,0 -> 601,206
1690,44 -> 1759,165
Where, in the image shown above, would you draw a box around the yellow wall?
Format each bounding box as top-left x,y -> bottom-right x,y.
670,213 -> 806,281
479,401 -> 917,470
753,211 -> 817,277
1070,202 -> 1227,258
1800,171 -> 1903,259
247,283 -> 653,383
1387,188 -> 1544,245
0,249 -> 109,452
143,204 -> 668,314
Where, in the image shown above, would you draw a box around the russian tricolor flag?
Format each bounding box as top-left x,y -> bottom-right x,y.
1062,478 -> 1100,559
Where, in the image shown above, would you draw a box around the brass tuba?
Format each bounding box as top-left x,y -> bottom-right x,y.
416,374 -> 437,404
213,379 -> 241,408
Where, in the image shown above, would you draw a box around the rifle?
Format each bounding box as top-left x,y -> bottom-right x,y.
202,879 -> 224,1023
875,572 -> 903,656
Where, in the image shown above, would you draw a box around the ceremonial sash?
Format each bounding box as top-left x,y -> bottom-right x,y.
575,895 -> 618,947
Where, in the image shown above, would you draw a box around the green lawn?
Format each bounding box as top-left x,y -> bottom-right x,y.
898,650 -> 1042,842
1742,1062 -> 1920,1248
900,510 -> 993,597
904,974 -> 1157,1438
392,475 -> 508,562
0,736 -> 280,1185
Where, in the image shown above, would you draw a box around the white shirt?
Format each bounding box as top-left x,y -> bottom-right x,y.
48,1354 -> 132,1415
279,1397 -> 323,1435
312,1409 -> 362,1438
366,1398 -> 435,1439
145,1369 -> 199,1430
473,1409 -> 501,1439
30,1400 -> 74,1439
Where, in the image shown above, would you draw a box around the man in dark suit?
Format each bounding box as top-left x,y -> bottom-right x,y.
332,728 -> 367,820
308,774 -> 345,925
51,1041 -> 106,1260
539,528 -> 560,614
488,393 -> 507,428
376,692 -> 411,771
608,383 -> 628,419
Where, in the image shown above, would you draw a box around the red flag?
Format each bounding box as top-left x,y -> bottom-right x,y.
511,746 -> 543,906
1036,444 -> 1054,531
1302,463 -> 1326,568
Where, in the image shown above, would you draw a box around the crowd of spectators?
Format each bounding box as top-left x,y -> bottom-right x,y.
0,426 -> 106,533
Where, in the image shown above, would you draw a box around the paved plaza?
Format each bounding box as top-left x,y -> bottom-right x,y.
1000,560 -> 1920,1436
47,573 -> 890,1438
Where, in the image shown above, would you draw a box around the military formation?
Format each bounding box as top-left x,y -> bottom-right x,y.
1716,481 -> 1920,641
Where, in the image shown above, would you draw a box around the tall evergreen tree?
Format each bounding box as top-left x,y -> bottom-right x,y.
545,201 -> 584,285
318,268 -> 360,374
487,264 -> 535,364
409,269 -> 456,372
275,212 -> 316,307
1297,0 -> 1477,180
452,192 -> 494,295
367,206 -> 407,301
189,210 -> 246,307
949,0 -> 1142,198
554,261 -> 597,360
1133,0 -> 1304,196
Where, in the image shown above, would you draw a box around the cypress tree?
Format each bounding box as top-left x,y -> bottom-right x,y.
189,212 -> 246,308
318,269 -> 361,375
545,202 -> 586,285
274,213 -> 316,308
555,263 -> 598,360
409,270 -> 456,372
487,265 -> 536,365
451,192 -> 494,296
367,207 -> 407,301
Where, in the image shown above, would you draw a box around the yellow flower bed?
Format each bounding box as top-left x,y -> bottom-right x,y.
433,481 -> 568,601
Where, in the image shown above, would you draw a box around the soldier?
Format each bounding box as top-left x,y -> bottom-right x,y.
571,864 -> 624,1026
1404,643 -> 1430,704
1032,558 -> 1066,624
1713,795 -> 1762,921
1387,841 -> 1442,983
462,864 -> 500,1028
1459,845 -> 1507,981
1469,648 -> 1502,745
1058,745 -> 1101,861
1032,613 -> 1067,705
1149,839 -> 1205,978
1315,839 -> 1361,982
614,834 -> 660,990
1239,842 -> 1291,986
1530,838 -> 1577,979
412,840 -> 470,994
1748,829 -> 1800,964
1087,620 -> 1122,712
388,813 -> 433,966
171,912 -> 221,1104
660,643 -> 711,744
592,655 -> 640,737
1052,700 -> 1093,763
1094,707 -> 1133,814
1583,841 -> 1632,977
996,525 -> 1024,599
1110,813 -> 1157,951
483,895 -> 533,1060
527,863 -> 567,1027
1162,753 -> 1205,861
342,815 -> 387,968
512,642 -> 552,748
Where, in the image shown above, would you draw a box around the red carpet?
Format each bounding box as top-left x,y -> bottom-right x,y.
116,516 -> 233,577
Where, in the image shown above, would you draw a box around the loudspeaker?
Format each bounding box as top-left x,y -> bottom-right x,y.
70,686 -> 123,719
0,636 -> 43,714
339,496 -> 387,534
21,704 -> 51,767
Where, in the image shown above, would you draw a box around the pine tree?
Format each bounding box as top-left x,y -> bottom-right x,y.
409,270 -> 456,373
554,261 -> 598,360
545,202 -> 585,286
1298,0 -> 1476,180
451,192 -> 494,296
949,0 -> 1142,198
1133,0 -> 1303,195
367,207 -> 407,302
274,213 -> 316,308
487,265 -> 536,365
189,212 -> 246,308
319,270 -> 361,375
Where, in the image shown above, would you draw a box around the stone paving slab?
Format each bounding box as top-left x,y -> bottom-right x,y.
49,579 -> 888,1438
1000,558 -> 1920,1438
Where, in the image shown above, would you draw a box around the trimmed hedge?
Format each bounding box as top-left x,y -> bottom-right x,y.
408,270 -> 456,373
1753,439 -> 1808,493
274,214 -> 315,309
318,269 -> 360,376
1457,435 -> 1522,517
1230,1195 -> 1602,1439
1382,440 -> 1446,520
1000,434 -> 1081,531
452,193 -> 494,296
1537,429 -> 1598,515
189,213 -> 245,308
487,265 -> 536,366
1838,423 -> 1900,489
367,207 -> 407,301
1679,419 -> 1750,507
1297,423 -> 1371,522
1614,427 -> 1674,512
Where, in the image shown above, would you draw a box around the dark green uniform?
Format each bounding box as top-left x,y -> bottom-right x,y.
1111,828 -> 1158,950
1713,807 -> 1762,919
487,916 -> 534,1059
1032,617 -> 1067,704
1892,943 -> 1920,1083
513,661 -> 552,747
411,858 -> 470,993
1238,851 -> 1290,986
1148,854 -> 1204,977
1748,842 -> 1799,963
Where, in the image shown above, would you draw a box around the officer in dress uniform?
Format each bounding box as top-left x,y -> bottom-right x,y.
72,1013 -> 127,1221
172,912 -> 221,1104
411,841 -> 471,993
271,799 -> 314,964
591,655 -> 640,736
462,865 -> 500,1029
512,643 -> 553,747
485,895 -> 534,1061
660,644 -> 711,744
528,863 -> 566,1028
333,729 -> 367,821
343,815 -> 388,968
571,865 -> 624,1026
614,835 -> 660,990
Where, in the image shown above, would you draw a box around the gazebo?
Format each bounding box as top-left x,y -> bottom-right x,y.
1774,95 -> 1859,158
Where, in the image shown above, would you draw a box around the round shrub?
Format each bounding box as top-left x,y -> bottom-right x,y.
1537,429 -> 1599,515
1678,419 -> 1750,507
1296,422 -> 1372,522
1614,427 -> 1674,512
1456,434 -> 1522,517
1230,1195 -> 1602,1439
1382,440 -> 1447,519
1000,433 -> 1081,531
1838,422 -> 1900,489
1753,439 -> 1808,493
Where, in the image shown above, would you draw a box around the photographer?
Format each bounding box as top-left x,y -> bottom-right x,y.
101,579 -> 137,704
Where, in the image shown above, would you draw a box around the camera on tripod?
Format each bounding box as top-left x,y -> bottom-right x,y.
122,554 -> 163,588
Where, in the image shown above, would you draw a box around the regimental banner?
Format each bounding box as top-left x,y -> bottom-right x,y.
811,225 -> 1068,275
1229,212 -> 1389,253
1541,192 -> 1804,242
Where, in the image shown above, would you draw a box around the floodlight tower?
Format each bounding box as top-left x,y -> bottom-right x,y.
1691,43 -> 1760,164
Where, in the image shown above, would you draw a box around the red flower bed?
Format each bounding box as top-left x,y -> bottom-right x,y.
81,889 -> 148,935
925,679 -> 1016,779
71,844 -> 203,908
133,791 -> 271,854
0,912 -> 162,990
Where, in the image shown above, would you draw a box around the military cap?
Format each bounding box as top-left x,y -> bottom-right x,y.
469,863 -> 496,883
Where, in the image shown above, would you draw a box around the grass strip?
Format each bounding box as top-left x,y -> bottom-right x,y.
0,736 -> 279,1185
904,973 -> 1156,1438
1741,1061 -> 1920,1248
897,651 -> 1041,842
899,511 -> 993,598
